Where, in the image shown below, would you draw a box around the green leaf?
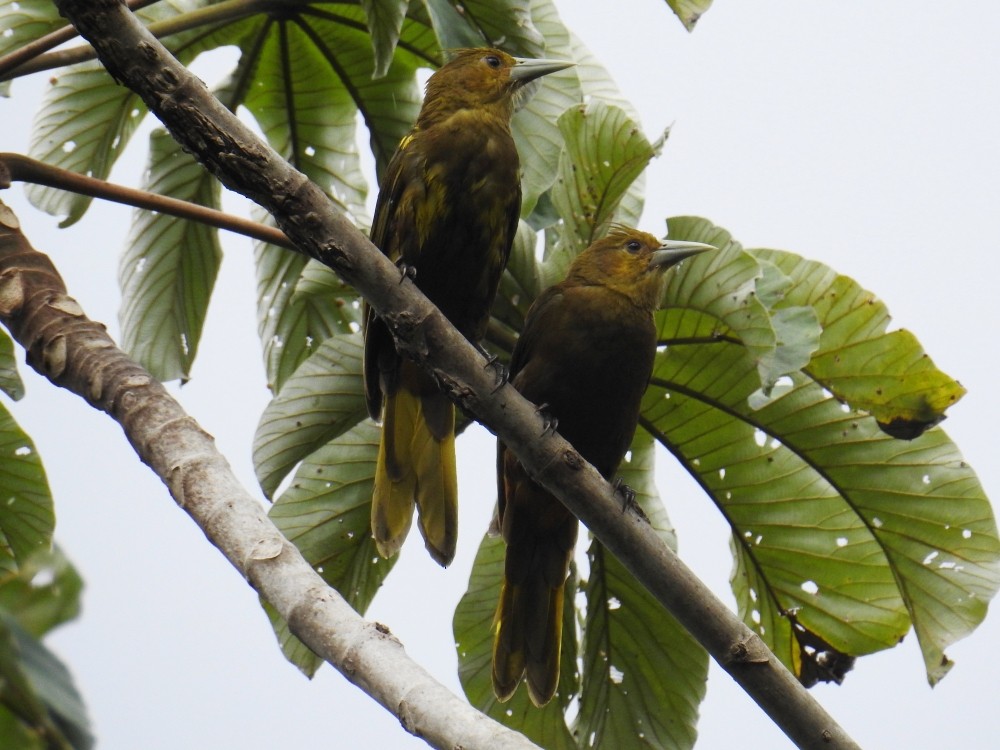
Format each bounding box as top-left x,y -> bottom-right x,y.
642,301 -> 999,685
267,421 -> 396,674
253,235 -> 350,393
253,332 -> 367,498
360,0 -> 408,78
579,543 -> 707,750
454,532 -> 577,749
25,63 -> 145,225
554,101 -> 656,250
0,546 -> 82,639
289,260 -> 365,334
576,432 -> 706,749
425,0 -> 544,56
0,403 -> 52,567
543,101 -> 658,287
0,0 -> 65,98
0,613 -> 92,750
660,217 -> 782,389
753,248 -> 965,437
510,0 -> 580,217
261,599 -> 322,678
0,331 -> 24,401
118,129 -> 222,382
664,0 -> 714,31
23,0 -> 237,224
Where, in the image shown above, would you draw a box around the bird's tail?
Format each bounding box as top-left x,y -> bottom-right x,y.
372,381 -> 457,567
492,556 -> 565,706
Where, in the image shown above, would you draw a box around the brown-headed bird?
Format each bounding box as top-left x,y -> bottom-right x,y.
492,227 -> 714,706
364,49 -> 572,567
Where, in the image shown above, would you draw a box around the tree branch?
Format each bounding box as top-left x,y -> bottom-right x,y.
0,153 -> 294,250
49,1 -> 862,747
0,198 -> 538,750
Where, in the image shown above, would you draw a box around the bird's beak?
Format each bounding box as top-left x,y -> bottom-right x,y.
509,56 -> 575,84
650,240 -> 715,270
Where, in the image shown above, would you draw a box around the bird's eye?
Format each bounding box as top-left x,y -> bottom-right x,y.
484,55 -> 502,69
625,240 -> 642,253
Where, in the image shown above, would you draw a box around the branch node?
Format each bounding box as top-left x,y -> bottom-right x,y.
49,294 -> 84,317
0,269 -> 26,315
728,634 -> 771,666
42,333 -> 67,377
247,535 -> 284,562
563,449 -> 583,470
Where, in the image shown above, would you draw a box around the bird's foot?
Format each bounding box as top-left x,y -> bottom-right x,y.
535,402 -> 559,437
398,262 -> 417,284
477,345 -> 509,392
613,478 -> 648,522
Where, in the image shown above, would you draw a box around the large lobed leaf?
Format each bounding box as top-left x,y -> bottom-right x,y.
754,248 -> 966,438
542,100 -> 658,288
644,217 -> 997,686
118,130 -> 222,382
23,0 -> 236,225
240,5 -> 434,389
253,332 -> 367,498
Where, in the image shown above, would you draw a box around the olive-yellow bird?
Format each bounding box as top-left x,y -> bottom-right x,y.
364,48 -> 572,567
492,227 -> 713,705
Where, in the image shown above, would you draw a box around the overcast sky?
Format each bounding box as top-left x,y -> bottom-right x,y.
2,1 -> 999,748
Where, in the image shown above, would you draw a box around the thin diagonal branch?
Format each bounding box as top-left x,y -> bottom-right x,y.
51,1 -> 861,748
0,153 -> 294,250
0,198 -> 538,750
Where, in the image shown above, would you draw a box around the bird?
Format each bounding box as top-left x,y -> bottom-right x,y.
491,226 -> 713,706
364,48 -> 573,568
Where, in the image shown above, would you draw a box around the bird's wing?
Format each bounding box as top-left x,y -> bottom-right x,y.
363,134 -> 429,416
496,285 -> 568,518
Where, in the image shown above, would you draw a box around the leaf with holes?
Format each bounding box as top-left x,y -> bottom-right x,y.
753,248 -> 965,438
253,332 -> 367,498
642,253 -> 998,685
0,404 -> 51,568
23,0 -> 241,224
0,545 -> 82,639
118,129 -> 221,382
576,432 -> 707,750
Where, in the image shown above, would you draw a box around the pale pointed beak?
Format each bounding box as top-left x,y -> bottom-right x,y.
509,56 -> 575,84
650,240 -> 715,269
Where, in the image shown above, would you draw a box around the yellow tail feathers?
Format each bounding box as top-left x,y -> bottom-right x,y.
372,387 -> 457,567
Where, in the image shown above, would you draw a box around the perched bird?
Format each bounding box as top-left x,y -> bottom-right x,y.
492,227 -> 713,706
364,48 -> 572,567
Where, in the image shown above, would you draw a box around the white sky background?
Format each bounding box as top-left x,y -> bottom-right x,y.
1,1 -> 998,748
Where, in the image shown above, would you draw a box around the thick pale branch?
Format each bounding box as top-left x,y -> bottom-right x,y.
50,1 -> 861,748
0,199 -> 538,750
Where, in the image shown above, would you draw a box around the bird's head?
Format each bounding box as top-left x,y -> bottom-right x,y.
569,226 -> 715,310
420,48 -> 573,123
